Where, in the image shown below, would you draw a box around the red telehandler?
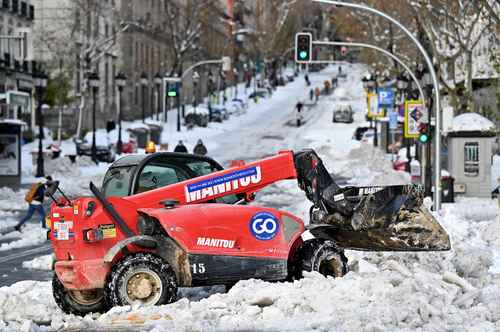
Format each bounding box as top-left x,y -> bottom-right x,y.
47,149 -> 450,315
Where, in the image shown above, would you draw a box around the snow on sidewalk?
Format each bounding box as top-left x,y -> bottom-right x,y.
0,199 -> 497,332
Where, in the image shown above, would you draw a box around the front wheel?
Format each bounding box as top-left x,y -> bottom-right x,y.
295,240 -> 348,279
52,274 -> 106,315
104,253 -> 177,308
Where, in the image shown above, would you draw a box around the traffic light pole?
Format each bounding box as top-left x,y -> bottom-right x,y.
313,0 -> 442,211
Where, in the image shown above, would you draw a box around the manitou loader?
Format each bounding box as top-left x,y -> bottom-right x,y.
47,150 -> 450,315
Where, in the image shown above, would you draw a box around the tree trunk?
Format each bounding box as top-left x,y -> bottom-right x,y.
465,50 -> 475,113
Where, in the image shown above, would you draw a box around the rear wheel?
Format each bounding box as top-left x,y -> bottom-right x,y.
52,274 -> 106,315
295,240 -> 348,279
104,253 -> 177,308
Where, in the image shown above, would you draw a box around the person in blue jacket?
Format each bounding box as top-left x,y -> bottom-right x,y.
15,176 -> 52,231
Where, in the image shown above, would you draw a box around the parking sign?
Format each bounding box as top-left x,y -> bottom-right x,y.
378,88 -> 395,107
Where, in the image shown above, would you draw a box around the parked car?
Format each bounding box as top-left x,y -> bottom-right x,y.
360,129 -> 380,145
210,107 -> 229,123
249,88 -> 268,99
332,104 -> 354,123
75,136 -> 116,163
353,125 -> 370,141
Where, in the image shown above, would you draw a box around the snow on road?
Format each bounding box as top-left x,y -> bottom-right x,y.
0,64 -> 498,331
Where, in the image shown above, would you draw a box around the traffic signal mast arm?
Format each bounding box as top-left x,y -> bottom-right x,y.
125,151 -> 298,208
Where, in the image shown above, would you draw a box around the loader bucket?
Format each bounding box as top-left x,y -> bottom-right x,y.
294,150 -> 450,251
317,184 -> 451,251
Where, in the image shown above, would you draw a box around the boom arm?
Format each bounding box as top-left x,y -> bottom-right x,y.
125,151 -> 298,208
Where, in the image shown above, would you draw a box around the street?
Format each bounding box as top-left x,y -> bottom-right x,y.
0,1 -> 499,331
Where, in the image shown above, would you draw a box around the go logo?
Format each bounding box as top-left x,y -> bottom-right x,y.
249,212 -> 280,240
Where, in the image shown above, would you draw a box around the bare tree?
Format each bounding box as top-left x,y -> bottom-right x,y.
411,0 -> 496,113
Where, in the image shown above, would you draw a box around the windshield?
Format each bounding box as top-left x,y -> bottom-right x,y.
102,166 -> 136,197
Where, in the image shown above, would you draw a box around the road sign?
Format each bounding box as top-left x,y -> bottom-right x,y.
389,110 -> 398,130
377,88 -> 394,107
367,92 -> 384,119
404,100 -> 424,138
295,32 -> 312,63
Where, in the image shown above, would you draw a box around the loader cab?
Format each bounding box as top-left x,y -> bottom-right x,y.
101,152 -> 240,203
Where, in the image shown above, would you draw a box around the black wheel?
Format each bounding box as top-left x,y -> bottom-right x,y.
52,274 -> 107,316
104,253 -> 177,308
295,240 -> 348,279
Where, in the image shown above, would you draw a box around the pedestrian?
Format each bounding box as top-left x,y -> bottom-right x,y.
315,87 -> 321,102
16,176 -> 53,231
193,139 -> 208,156
309,89 -> 314,101
295,101 -> 304,127
304,74 -> 310,86
174,140 -> 188,153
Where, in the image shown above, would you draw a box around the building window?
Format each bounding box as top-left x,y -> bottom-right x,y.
464,142 -> 479,177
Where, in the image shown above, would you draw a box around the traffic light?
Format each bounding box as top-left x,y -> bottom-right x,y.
418,123 -> 431,144
166,83 -> 178,98
295,32 -> 312,63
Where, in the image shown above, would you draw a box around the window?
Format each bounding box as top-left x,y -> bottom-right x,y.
103,166 -> 137,197
464,142 -> 479,177
137,164 -> 190,193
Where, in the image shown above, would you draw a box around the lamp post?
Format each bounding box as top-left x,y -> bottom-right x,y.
34,70 -> 48,178
115,72 -> 126,155
88,72 -> 100,164
422,66 -> 433,196
154,73 -> 162,121
140,72 -> 148,123
192,71 -> 200,114
207,70 -> 213,122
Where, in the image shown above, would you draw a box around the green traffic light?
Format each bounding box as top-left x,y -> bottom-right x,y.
299,51 -> 308,59
418,133 -> 429,143
167,90 -> 177,97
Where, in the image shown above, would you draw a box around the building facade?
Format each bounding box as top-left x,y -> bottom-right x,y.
0,0 -> 34,126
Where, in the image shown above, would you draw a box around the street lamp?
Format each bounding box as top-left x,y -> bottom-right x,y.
88,72 -> 100,164
115,72 -> 126,154
34,69 -> 48,178
192,71 -> 200,113
140,72 -> 148,123
154,73 -> 162,121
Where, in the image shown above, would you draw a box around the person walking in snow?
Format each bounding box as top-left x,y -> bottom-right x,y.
309,89 -> 314,101
193,139 -> 208,156
295,101 -> 304,127
16,176 -> 53,231
304,74 -> 310,86
174,140 -> 188,153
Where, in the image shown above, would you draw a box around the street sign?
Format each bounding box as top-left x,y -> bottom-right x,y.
367,92 -> 384,119
377,88 -> 394,107
389,110 -> 398,130
404,100 -> 424,138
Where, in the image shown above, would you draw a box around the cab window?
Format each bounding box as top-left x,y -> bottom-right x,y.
102,166 -> 136,197
137,164 -> 190,193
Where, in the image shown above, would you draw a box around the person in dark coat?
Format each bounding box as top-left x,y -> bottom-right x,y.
193,139 -> 208,156
15,176 -> 53,231
174,140 -> 188,153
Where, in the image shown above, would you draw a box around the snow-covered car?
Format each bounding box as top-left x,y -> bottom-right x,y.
353,124 -> 371,140
75,135 -> 116,163
360,129 -> 380,145
333,104 -> 354,123
210,107 -> 229,123
248,88 -> 268,99
185,106 -> 209,128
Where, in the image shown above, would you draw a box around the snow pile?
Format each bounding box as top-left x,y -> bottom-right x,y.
450,113 -> 495,133
22,255 -> 53,270
0,281 -> 58,326
343,144 -> 410,186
